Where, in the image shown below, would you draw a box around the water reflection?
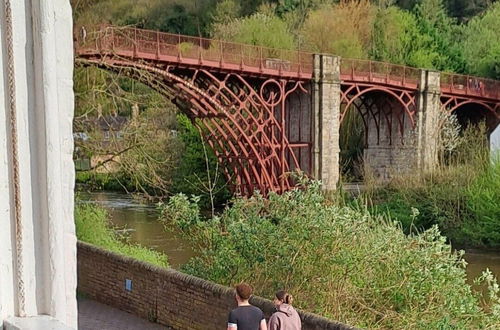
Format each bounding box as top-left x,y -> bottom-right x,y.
464,249 -> 500,288
78,191 -> 195,269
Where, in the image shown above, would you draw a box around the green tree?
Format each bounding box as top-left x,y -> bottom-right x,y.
211,13 -> 295,50
300,1 -> 376,58
412,0 -> 466,72
462,1 -> 500,78
211,0 -> 241,25
371,6 -> 441,69
170,114 -> 230,209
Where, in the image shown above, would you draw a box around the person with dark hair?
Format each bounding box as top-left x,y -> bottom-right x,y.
268,290 -> 301,330
227,283 -> 267,330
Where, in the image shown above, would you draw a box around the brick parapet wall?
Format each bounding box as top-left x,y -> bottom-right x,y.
77,241 -> 354,330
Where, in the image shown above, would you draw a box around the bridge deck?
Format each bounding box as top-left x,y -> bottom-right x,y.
75,25 -> 500,100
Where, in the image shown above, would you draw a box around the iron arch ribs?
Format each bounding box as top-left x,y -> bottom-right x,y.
75,58 -> 310,196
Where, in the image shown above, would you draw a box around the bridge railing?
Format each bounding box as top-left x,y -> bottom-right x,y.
340,58 -> 420,88
441,72 -> 500,99
76,25 -> 500,97
76,25 -> 314,78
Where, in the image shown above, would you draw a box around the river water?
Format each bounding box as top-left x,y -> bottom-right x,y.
78,191 -> 195,268
80,191 -> 500,285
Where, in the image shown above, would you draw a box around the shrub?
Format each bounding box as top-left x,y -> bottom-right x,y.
460,160 -> 500,247
160,181 -> 499,329
75,202 -> 168,267
369,125 -> 499,248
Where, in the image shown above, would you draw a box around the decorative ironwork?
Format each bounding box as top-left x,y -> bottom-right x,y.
340,83 -> 417,144
441,73 -> 500,100
440,95 -> 500,132
77,58 -> 310,196
75,25 -> 314,80
74,24 -> 500,195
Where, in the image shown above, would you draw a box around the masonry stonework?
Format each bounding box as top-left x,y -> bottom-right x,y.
416,70 -> 441,171
363,96 -> 417,180
77,242 -> 354,330
313,55 -> 341,190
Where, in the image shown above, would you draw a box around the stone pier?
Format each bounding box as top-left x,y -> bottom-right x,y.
312,54 -> 341,191
416,70 -> 441,172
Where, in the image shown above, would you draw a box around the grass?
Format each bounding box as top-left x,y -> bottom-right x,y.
75,202 -> 168,267
366,138 -> 500,248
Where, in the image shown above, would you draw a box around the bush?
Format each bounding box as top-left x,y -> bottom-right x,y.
76,171 -> 133,192
461,160 -> 500,246
160,181 -> 499,329
369,126 -> 499,248
75,202 -> 168,267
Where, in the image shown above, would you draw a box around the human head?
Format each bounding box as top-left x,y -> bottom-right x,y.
274,290 -> 293,306
235,283 -> 253,302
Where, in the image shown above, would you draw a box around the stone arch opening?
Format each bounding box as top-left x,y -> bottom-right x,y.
450,102 -> 499,135
340,87 -> 417,181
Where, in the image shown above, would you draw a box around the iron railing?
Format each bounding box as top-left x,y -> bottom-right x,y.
441,72 -> 500,100
340,58 -> 421,88
75,25 -> 314,79
75,25 -> 500,98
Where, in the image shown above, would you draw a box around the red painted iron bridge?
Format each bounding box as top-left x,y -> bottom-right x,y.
75,25 -> 500,196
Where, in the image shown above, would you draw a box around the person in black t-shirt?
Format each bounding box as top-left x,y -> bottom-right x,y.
227,283 -> 266,330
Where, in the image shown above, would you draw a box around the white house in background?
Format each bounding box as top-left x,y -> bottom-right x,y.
0,0 -> 76,329
492,125 -> 500,159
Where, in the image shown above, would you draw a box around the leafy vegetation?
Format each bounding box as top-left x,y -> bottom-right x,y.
75,202 -> 168,267
368,123 -> 500,248
72,0 -> 500,201
160,181 -> 500,329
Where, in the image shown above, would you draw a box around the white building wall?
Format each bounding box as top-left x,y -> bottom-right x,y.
491,125 -> 500,159
0,0 -> 76,328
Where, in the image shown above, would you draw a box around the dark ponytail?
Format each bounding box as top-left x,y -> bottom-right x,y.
275,290 -> 293,305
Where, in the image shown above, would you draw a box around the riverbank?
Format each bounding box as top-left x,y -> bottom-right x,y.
77,191 -> 194,268
78,190 -> 500,284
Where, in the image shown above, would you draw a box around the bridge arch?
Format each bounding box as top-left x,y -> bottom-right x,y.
441,97 -> 500,134
76,58 -> 308,196
339,84 -> 417,180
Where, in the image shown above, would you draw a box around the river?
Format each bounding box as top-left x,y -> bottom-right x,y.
78,191 -> 195,268
80,191 -> 500,286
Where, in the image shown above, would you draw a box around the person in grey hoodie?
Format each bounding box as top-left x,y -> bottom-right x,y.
268,290 -> 301,330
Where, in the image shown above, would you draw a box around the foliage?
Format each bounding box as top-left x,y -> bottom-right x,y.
370,6 -> 438,68
462,1 -> 500,79
460,160 -> 500,246
76,171 -> 134,192
411,0 -> 466,72
369,125 -> 499,248
170,114 -> 231,209
211,0 -> 241,25
75,202 -> 168,267
117,106 -> 182,196
74,66 -> 167,119
160,181 -> 500,329
300,1 -> 376,58
339,106 -> 365,181
73,0 -> 217,36
74,65 -> 182,197
211,13 -> 295,50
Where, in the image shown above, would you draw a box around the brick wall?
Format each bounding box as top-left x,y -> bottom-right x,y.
77,242 -> 354,330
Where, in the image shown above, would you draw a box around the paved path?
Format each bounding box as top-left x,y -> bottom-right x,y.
78,298 -> 168,330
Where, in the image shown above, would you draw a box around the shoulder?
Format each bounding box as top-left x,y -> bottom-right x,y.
251,305 -> 264,316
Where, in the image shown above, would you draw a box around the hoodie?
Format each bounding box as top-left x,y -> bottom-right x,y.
268,303 -> 302,330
